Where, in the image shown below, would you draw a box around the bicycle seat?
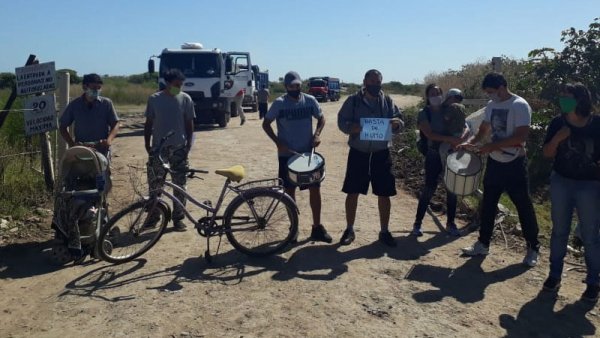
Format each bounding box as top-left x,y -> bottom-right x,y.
215,165 -> 245,182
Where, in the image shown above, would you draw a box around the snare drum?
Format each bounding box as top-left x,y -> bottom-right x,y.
444,150 -> 482,196
287,152 -> 325,187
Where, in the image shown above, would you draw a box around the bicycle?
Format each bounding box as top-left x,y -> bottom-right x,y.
96,131 -> 299,264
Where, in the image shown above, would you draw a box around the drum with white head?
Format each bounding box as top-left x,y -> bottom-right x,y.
444,150 -> 482,196
287,152 -> 325,187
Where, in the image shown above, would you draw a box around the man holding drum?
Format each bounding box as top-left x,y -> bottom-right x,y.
460,72 -> 540,267
337,69 -> 404,247
262,71 -> 332,243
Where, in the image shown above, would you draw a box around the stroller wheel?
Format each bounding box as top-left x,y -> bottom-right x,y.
101,239 -> 113,256
49,245 -> 73,266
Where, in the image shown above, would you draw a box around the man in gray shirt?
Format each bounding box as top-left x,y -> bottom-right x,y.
144,69 -> 195,231
59,73 -> 119,156
337,69 -> 403,247
262,71 -> 331,243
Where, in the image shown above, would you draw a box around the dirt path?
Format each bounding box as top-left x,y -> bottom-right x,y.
1,95 -> 598,338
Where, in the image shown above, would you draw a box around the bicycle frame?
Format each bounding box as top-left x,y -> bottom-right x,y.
153,177 -> 231,227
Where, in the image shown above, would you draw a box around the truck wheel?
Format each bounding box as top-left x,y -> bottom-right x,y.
230,102 -> 238,117
217,112 -> 229,128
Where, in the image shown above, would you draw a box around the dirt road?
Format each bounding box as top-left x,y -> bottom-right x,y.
1,95 -> 598,337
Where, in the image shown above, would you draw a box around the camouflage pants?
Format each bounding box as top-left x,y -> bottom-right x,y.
147,146 -> 189,221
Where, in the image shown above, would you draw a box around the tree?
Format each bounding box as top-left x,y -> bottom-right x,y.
57,69 -> 81,84
0,73 -> 16,90
527,18 -> 600,104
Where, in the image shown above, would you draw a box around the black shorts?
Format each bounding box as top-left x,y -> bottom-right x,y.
342,147 -> 396,197
278,156 -> 321,190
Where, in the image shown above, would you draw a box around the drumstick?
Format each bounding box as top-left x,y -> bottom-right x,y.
308,147 -> 315,166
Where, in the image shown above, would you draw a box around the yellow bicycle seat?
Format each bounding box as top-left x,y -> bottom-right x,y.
215,165 -> 245,182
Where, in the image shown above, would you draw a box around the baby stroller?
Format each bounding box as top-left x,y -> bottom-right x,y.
50,145 -> 110,265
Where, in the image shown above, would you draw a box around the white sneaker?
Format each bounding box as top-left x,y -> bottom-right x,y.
461,241 -> 489,256
523,248 -> 538,267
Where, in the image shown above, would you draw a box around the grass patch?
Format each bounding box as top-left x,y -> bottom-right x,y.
0,137 -> 49,220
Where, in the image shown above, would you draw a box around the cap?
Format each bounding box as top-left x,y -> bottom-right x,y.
82,73 -> 103,85
284,71 -> 302,86
446,88 -> 463,100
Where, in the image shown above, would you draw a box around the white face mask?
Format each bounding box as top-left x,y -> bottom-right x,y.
429,95 -> 443,106
487,92 -> 501,102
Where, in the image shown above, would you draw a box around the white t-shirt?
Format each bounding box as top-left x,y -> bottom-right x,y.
484,94 -> 531,162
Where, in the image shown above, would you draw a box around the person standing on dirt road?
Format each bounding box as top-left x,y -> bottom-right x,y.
59,73 -> 120,157
262,71 -> 332,243
144,69 -> 195,232
258,85 -> 270,119
411,86 -> 467,237
233,89 -> 246,126
541,83 -> 600,302
460,72 -> 540,267
337,69 -> 404,247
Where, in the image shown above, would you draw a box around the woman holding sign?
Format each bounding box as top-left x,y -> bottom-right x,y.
411,84 -> 467,237
337,69 -> 403,247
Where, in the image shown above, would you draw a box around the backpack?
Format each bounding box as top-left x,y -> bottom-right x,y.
416,108 -> 431,156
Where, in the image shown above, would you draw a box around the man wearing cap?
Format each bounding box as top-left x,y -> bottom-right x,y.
337,69 -> 404,247
59,73 -> 119,156
262,71 -> 331,243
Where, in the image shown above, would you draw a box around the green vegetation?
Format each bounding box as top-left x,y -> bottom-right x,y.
0,90 -> 48,220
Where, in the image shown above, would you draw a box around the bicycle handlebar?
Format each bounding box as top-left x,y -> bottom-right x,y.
152,130 -> 208,177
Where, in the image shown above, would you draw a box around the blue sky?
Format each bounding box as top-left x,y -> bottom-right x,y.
1,0 -> 598,84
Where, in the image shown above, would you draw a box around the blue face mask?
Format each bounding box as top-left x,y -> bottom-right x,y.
85,88 -> 100,100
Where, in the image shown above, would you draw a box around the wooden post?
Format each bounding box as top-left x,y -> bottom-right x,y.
40,131 -> 54,190
0,55 -> 37,130
55,71 -> 70,163
492,57 -> 502,72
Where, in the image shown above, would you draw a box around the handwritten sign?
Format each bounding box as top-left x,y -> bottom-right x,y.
360,118 -> 391,141
24,94 -> 57,136
15,62 -> 56,96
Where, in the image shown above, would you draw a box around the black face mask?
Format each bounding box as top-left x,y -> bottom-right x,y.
365,84 -> 381,97
287,90 -> 301,99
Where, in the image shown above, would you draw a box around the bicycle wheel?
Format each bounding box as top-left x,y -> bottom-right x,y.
224,188 -> 298,257
97,199 -> 169,264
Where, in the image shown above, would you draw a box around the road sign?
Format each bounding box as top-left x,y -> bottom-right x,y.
15,61 -> 56,96
24,94 -> 57,136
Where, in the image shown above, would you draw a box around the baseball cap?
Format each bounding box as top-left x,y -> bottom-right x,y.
284,71 -> 302,86
82,73 -> 103,85
446,88 -> 463,100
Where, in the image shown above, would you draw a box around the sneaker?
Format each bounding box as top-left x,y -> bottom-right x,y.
523,248 -> 538,267
446,223 -> 461,237
339,229 -> 355,246
173,220 -> 187,232
461,241 -> 489,256
310,224 -> 332,243
378,231 -> 397,247
542,276 -> 561,292
581,284 -> 600,302
410,224 -> 423,237
240,118 -> 246,126
582,284 -> 600,302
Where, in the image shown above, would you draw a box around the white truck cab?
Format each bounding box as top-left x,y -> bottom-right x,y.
148,43 -> 254,128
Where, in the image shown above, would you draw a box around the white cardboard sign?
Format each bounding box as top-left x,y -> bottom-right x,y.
360,118 -> 392,141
